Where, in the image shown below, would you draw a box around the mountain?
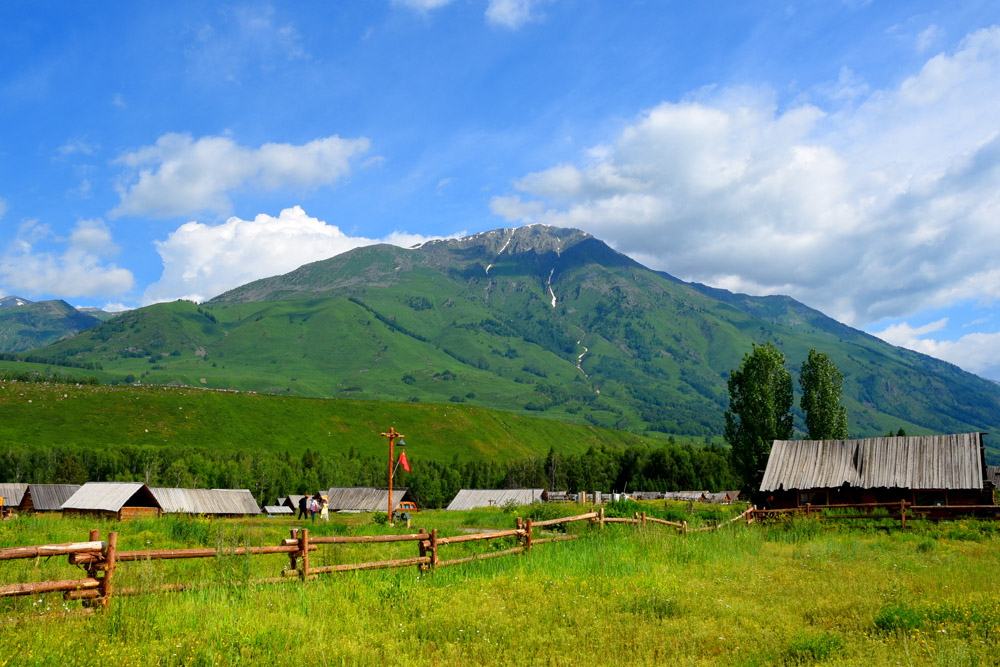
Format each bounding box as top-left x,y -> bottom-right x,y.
0,296 -> 105,353
15,225 -> 1000,460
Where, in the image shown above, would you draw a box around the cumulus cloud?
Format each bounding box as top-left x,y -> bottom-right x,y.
873,319 -> 1000,379
0,219 -> 134,298
111,133 -> 370,218
493,27 -> 1000,328
143,206 -> 459,304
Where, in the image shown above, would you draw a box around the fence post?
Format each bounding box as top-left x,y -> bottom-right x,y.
299,529 -> 310,582
430,529 -> 438,568
288,528 -> 298,574
599,506 -> 605,531
417,528 -> 428,572
641,511 -> 647,528
806,503 -> 811,517
99,532 -> 118,609
682,520 -> 688,536
525,518 -> 533,553
900,500 -> 907,530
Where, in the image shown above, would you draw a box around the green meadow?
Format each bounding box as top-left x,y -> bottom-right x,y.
3,506 -> 1000,666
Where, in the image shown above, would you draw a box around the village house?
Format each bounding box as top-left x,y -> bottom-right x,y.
760,433 -> 994,509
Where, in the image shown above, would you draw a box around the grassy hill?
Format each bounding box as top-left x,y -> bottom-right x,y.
0,380 -> 661,463
12,225 -> 1000,462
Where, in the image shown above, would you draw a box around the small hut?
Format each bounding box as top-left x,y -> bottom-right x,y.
150,488 -> 260,517
760,433 -> 993,509
325,487 -> 414,513
20,484 -> 81,512
445,489 -> 546,511
61,482 -> 162,520
263,505 -> 294,517
0,483 -> 28,511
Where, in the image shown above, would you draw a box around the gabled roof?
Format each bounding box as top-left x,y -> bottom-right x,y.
150,488 -> 260,515
283,495 -> 306,509
25,484 -> 81,510
263,505 -> 294,515
325,487 -> 411,512
446,489 -> 545,511
61,482 -> 161,512
761,433 -> 986,492
0,483 -> 28,507
987,466 -> 1000,489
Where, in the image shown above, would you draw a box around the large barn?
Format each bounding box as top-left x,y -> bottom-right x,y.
20,484 -> 81,512
446,489 -> 546,511
325,487 -> 415,513
760,433 -> 994,509
150,487 -> 260,517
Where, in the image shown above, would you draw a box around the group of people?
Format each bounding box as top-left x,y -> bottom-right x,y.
297,493 -> 329,522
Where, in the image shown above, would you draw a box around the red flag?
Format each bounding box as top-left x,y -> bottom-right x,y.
398,450 -> 411,473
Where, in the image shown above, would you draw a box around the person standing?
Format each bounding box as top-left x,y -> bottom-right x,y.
310,494 -> 320,523
321,495 -> 329,521
297,494 -> 309,520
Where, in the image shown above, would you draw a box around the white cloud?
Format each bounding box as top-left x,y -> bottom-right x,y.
496,27 -> 1000,329
143,205 -> 458,304
393,0 -> 454,10
111,133 -> 370,218
873,319 -> 1000,379
916,24 -> 942,53
0,219 -> 134,298
486,0 -> 545,29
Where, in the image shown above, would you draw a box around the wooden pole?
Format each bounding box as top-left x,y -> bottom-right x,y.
900,500 -> 907,529
288,528 -> 298,573
299,529 -> 310,583
682,520 -> 688,536
525,518 -> 532,553
641,511 -> 647,528
599,506 -> 605,531
430,529 -> 438,568
417,529 -> 428,572
98,532 -> 117,609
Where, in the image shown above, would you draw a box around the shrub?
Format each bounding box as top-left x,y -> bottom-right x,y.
373,511 -> 389,525
784,631 -> 844,664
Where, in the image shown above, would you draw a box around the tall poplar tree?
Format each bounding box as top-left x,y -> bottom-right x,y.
724,341 -> 793,491
799,348 -> 849,440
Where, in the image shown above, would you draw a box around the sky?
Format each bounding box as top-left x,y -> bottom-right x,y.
3,1 -> 1000,379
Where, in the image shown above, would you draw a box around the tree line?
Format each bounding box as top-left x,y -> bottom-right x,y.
0,439 -> 739,509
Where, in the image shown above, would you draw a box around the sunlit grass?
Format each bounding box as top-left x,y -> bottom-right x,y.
3,508 -> 1000,665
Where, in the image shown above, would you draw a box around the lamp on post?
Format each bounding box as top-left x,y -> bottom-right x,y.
380,427 -> 405,525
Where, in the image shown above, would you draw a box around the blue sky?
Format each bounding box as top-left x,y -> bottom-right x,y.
3,1 -> 1000,379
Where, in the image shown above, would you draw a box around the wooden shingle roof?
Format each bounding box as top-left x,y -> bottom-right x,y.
325,487 -> 412,512
761,433 -> 986,492
25,484 -> 81,511
61,482 -> 161,512
150,488 -> 260,515
0,483 -> 28,507
445,489 -> 545,511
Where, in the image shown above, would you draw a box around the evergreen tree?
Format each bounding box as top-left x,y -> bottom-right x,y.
799,348 -> 849,440
724,341 -> 793,491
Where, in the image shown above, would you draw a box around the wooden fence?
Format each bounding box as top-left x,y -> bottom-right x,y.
748,501 -> 1000,528
0,506 -> 753,612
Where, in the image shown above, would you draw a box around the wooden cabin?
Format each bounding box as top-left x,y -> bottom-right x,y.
60,482 -> 162,520
760,433 -> 994,509
325,487 -> 415,513
445,489 -> 546,511
19,484 -> 81,512
150,487 -> 260,517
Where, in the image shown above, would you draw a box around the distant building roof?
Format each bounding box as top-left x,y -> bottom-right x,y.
702,490 -> 742,503
25,484 -> 81,511
325,487 -> 412,512
987,466 -> 1000,489
446,489 -> 546,511
761,433 -> 986,492
263,505 -> 294,515
663,491 -> 709,502
150,488 -> 260,515
61,482 -> 161,512
0,483 -> 28,507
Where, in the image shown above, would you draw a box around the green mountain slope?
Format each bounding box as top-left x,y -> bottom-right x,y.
0,296 -> 103,352
17,225 -> 1000,461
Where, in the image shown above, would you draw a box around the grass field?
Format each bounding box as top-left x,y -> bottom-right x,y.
3,506 -> 1000,666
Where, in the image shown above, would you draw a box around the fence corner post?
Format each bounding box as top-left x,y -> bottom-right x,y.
99,532 -> 118,609
430,528 -> 438,568
525,518 -> 533,553
299,529 -> 310,583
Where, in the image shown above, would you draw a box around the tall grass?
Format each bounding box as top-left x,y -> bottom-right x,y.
3,508 -> 1000,665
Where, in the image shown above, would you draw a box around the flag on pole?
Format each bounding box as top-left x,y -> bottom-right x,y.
398,450 -> 410,473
